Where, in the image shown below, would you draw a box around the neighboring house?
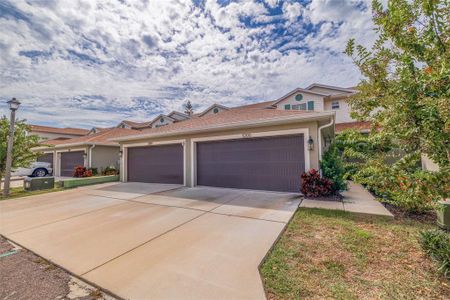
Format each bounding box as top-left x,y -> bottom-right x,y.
279,83 -> 369,133
111,100 -> 336,193
34,128 -> 137,177
117,111 -> 191,130
30,125 -> 89,141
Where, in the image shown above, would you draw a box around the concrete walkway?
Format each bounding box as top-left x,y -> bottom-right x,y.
300,181 -> 393,217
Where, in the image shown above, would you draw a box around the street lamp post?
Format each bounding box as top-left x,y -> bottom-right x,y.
3,98 -> 21,197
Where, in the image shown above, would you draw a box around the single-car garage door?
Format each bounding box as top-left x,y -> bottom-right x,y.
196,134 -> 305,192
37,153 -> 53,166
60,151 -> 84,177
127,144 -> 183,184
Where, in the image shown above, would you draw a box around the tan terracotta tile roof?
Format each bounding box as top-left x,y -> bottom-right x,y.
115,107 -> 332,141
30,125 -> 89,136
43,128 -> 139,147
335,121 -> 371,132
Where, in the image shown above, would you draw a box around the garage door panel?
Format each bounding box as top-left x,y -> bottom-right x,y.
37,153 -> 53,167
127,144 -> 183,184
60,151 -> 84,177
197,134 -> 304,192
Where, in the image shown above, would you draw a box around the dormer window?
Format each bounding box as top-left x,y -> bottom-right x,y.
199,104 -> 229,117
331,101 -> 340,109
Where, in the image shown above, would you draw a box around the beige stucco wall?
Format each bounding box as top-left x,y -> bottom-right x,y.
90,146 -> 120,172
120,120 -> 325,187
421,154 -> 440,172
323,98 -> 354,123
275,92 -> 325,112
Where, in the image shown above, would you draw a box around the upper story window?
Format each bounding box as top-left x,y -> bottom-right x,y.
295,94 -> 303,101
213,108 -> 219,114
331,101 -> 340,109
290,101 -> 314,111
284,104 -> 291,110
292,103 -> 307,110
160,118 -> 165,123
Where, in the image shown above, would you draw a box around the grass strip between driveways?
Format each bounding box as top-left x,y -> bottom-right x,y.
260,208 -> 450,299
0,186 -> 66,201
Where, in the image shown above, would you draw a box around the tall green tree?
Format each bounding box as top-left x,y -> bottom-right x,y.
345,0 -> 449,169
0,117 -> 41,188
184,100 -> 194,116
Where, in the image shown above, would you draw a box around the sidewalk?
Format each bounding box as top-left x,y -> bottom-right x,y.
300,181 -> 394,218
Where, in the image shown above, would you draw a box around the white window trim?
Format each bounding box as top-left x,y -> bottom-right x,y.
190,128 -> 310,188
331,101 -> 340,109
121,140 -> 187,185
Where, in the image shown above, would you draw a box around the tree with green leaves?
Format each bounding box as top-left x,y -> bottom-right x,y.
0,117 -> 41,189
184,100 -> 194,116
345,0 -> 449,169
342,0 -> 449,212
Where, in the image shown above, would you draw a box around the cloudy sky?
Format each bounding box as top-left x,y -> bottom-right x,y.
0,0 -> 378,129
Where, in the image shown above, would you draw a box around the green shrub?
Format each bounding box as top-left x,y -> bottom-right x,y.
102,165 -> 118,176
336,130 -> 449,213
353,154 -> 449,213
90,168 -> 98,176
320,144 -> 347,192
419,229 -> 450,279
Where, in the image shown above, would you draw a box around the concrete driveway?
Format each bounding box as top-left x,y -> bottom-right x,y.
0,182 -> 301,300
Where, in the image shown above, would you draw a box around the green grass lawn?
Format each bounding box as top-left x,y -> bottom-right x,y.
0,186 -> 66,201
261,208 -> 450,299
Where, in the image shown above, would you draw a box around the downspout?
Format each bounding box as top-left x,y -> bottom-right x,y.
318,116 -> 335,162
88,144 -> 96,168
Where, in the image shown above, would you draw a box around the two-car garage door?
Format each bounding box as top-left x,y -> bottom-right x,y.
197,134 -> 305,192
126,134 -> 305,193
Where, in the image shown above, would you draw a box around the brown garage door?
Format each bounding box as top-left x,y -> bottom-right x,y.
37,153 -> 53,167
127,144 -> 183,184
196,134 -> 305,192
60,151 -> 84,177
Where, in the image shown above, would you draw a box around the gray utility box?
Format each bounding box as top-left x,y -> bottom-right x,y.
437,200 -> 450,230
24,176 -> 55,191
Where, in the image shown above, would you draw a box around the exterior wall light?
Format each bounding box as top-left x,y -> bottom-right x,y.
307,136 -> 314,151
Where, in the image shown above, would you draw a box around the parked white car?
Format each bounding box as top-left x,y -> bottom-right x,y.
12,162 -> 53,177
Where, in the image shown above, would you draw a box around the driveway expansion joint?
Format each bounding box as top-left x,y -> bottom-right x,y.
6,201 -> 129,236
80,210 -> 209,276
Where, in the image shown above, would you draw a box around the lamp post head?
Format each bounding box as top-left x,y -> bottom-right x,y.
7,98 -> 21,111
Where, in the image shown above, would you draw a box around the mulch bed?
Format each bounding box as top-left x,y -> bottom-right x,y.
303,193 -> 343,202
0,236 -> 71,300
384,203 -> 437,224
0,236 -> 109,300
